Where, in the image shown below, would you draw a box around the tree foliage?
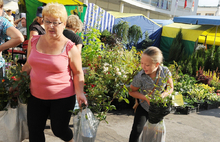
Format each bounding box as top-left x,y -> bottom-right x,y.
168,29 -> 185,62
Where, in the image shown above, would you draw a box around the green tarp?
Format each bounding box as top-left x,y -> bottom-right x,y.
25,0 -> 87,39
160,36 -> 195,61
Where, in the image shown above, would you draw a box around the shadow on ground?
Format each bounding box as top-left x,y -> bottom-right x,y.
196,107 -> 220,118
109,108 -> 134,116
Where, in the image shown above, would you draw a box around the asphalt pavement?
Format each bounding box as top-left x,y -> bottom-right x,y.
22,107 -> 220,142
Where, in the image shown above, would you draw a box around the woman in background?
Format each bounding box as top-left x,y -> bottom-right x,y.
63,15 -> 83,54
29,6 -> 45,38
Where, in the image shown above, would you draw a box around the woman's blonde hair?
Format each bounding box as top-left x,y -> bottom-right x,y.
143,46 -> 163,64
42,3 -> 67,23
0,0 -> 3,8
66,15 -> 83,33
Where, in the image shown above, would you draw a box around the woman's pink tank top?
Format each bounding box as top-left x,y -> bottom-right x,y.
28,35 -> 75,100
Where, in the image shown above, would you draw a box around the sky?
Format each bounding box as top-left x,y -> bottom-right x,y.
198,0 -> 219,6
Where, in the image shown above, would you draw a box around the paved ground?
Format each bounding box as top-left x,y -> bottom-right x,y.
23,107 -> 220,142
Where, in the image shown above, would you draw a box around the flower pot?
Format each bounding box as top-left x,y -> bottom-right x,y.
205,101 -> 219,110
194,102 -> 206,112
190,107 -> 197,113
148,103 -> 171,124
0,102 -> 8,111
175,106 -> 190,115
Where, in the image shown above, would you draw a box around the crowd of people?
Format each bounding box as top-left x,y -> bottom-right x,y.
0,0 -> 24,77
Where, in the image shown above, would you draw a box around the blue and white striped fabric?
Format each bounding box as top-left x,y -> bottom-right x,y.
84,3 -> 115,33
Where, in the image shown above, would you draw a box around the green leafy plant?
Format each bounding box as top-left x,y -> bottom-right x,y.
128,25 -> 142,46
141,31 -> 155,50
100,30 -> 118,48
179,45 -> 220,76
113,21 -> 129,43
113,21 -> 143,49
145,70 -> 173,107
210,79 -> 220,91
82,46 -> 142,121
0,60 -> 30,111
81,28 -> 105,67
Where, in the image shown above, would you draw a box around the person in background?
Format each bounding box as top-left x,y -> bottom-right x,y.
21,3 -> 87,142
5,9 -> 14,25
128,46 -> 174,142
14,13 -> 26,27
63,15 -> 83,54
0,0 -> 24,77
14,14 -> 27,40
29,6 -> 45,39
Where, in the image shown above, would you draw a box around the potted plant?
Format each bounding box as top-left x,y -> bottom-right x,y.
0,78 -> 9,111
0,61 -> 31,111
145,76 -> 173,124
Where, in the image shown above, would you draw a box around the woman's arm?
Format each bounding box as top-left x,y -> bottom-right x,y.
68,45 -> 87,107
129,85 -> 150,105
161,77 -> 174,98
76,44 -> 82,54
22,39 -> 32,74
0,26 -> 24,51
29,31 -> 39,39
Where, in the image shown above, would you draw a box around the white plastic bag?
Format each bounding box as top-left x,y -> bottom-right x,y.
73,108 -> 99,142
0,100 -> 29,142
139,120 -> 166,142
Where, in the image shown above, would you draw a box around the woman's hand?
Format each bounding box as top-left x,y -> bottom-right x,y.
9,86 -> 19,97
76,93 -> 88,108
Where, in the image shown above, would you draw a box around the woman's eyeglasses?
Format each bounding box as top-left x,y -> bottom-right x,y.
43,20 -> 62,26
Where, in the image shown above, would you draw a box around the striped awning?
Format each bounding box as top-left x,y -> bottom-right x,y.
84,3 -> 115,33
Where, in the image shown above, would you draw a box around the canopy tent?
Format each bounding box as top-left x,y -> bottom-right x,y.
25,0 -> 87,39
108,11 -> 162,48
152,19 -> 173,26
38,0 -> 83,5
199,26 -> 220,46
160,23 -> 213,60
84,3 -> 115,33
3,1 -> 19,12
173,15 -> 220,25
173,15 -> 220,46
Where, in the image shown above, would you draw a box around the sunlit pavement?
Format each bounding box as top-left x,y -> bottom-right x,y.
23,107 -> 220,142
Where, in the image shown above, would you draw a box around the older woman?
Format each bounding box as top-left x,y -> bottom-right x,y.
22,3 -> 87,142
29,6 -> 45,38
0,0 -> 24,77
63,15 -> 83,54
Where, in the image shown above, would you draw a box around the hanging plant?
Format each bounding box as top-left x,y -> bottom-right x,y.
128,25 -> 142,45
113,21 -> 129,42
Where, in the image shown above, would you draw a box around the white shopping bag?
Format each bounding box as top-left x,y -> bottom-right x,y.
0,100 -> 29,142
73,108 -> 99,142
139,120 -> 166,142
